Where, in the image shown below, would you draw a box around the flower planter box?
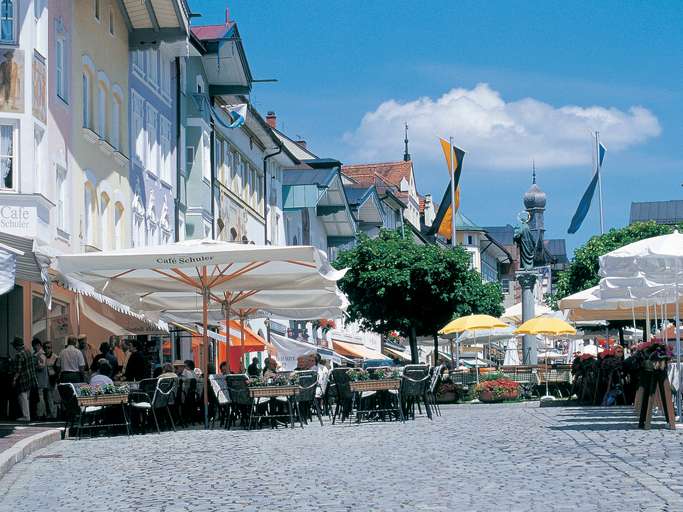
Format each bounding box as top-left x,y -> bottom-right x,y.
350,379 -> 400,392
477,389 -> 519,403
77,394 -> 129,407
436,391 -> 456,403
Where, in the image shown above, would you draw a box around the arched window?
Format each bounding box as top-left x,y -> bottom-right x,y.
82,72 -> 91,128
114,202 -> 124,249
100,192 -> 110,250
110,94 -> 121,149
97,82 -> 107,137
83,183 -> 96,246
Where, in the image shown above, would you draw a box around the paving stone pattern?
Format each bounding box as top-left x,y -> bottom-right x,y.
1,403 -> 683,512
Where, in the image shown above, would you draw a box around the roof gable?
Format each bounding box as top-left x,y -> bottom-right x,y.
342,161 -> 414,190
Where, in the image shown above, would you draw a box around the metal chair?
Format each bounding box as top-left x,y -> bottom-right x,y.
427,365 -> 444,417
400,367 -> 432,420
330,368 -> 354,424
294,370 -> 323,427
208,374 -> 231,429
224,374 -> 253,429
129,377 -> 177,433
57,383 -> 103,439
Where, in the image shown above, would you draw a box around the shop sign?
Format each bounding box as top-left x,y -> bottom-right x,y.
0,205 -> 37,237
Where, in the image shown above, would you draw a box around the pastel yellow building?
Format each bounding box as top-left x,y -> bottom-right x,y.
72,0 -> 130,252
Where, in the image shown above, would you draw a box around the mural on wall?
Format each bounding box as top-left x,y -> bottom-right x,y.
32,53 -> 47,123
0,49 -> 23,113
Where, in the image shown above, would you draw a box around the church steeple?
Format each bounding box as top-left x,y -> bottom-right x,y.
403,122 -> 411,162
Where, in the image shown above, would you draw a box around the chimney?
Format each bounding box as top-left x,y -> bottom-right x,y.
225,7 -> 230,27
266,111 -> 277,129
295,140 -> 307,149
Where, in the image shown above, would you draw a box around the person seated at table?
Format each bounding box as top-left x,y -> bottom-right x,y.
173,360 -> 195,380
219,361 -> 230,376
158,363 -> 176,379
262,358 -> 279,381
247,357 -> 260,378
92,342 -> 120,376
90,359 -> 114,387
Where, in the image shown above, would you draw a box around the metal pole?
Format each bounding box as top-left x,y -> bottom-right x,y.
240,313 -> 246,373
224,296 -> 231,373
201,268 -> 209,429
596,131 -> 605,235
449,136 -> 457,247
675,274 -> 681,419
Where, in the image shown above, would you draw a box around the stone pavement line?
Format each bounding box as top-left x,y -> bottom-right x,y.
0,428 -> 62,480
3,404 -> 683,512
527,406 -> 683,508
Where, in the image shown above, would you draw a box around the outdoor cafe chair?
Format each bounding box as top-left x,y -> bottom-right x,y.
224,374 -> 253,429
208,374 -> 231,429
427,365 -> 444,417
57,383 -> 104,439
400,366 -> 433,420
294,370 -> 323,427
330,368 -> 354,424
129,377 -> 177,434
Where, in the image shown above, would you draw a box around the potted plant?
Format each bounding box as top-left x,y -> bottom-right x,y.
475,377 -> 520,402
436,379 -> 457,403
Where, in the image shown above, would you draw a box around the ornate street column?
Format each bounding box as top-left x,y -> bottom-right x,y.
516,270 -> 538,365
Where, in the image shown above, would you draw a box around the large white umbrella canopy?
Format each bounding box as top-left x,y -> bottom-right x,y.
54,239 -> 348,428
503,338 -> 521,366
596,230 -> 683,414
599,230 -> 683,279
501,301 -> 552,325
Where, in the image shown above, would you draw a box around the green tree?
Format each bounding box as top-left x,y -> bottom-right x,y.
334,230 -> 504,362
550,221 -> 681,308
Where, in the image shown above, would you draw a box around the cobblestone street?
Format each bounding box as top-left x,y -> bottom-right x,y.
1,403 -> 682,512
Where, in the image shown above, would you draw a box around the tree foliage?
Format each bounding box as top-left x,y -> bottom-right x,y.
334,230 -> 504,354
550,221 -> 681,308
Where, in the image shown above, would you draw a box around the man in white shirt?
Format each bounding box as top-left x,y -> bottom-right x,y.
89,359 -> 114,387
57,336 -> 86,383
310,354 -> 330,399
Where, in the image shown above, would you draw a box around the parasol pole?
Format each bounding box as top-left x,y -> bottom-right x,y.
224,293 -> 231,373
240,311 -> 246,373
675,266 -> 681,419
201,266 -> 209,429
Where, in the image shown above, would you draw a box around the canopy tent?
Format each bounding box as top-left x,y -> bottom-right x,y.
332,339 -> 390,362
78,295 -> 167,336
383,346 -> 412,363
54,239 -> 347,428
501,301 -> 552,325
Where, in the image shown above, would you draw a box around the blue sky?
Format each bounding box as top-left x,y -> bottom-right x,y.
190,0 -> 682,254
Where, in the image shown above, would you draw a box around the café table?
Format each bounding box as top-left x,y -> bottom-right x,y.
349,379 -> 404,423
248,385 -> 300,428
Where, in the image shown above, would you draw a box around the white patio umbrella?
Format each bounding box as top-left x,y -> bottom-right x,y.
596,230 -> 683,415
54,239 -> 347,428
501,301 -> 552,325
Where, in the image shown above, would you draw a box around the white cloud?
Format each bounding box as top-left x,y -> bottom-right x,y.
343,83 -> 661,170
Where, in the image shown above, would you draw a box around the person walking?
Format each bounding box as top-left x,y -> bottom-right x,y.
11,338 -> 37,422
43,341 -> 58,419
32,339 -> 49,420
57,336 -> 86,383
124,341 -> 147,382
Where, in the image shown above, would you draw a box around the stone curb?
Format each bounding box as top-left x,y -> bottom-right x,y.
0,429 -> 62,480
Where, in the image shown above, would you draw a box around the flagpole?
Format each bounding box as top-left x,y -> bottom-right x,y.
596,131 -> 605,234
449,136 -> 457,247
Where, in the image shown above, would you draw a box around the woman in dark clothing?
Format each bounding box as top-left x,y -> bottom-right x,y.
124,342 -> 147,381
